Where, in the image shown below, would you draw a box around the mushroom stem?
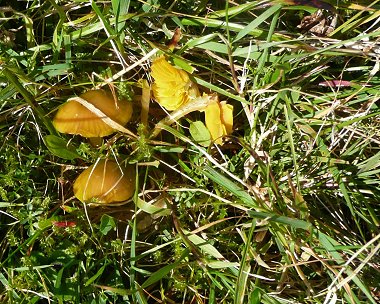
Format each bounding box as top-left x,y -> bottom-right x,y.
140,79 -> 150,128
89,137 -> 103,147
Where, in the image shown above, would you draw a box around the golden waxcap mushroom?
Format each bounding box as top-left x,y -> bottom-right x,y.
151,56 -> 200,111
53,89 -> 133,138
204,96 -> 233,145
73,159 -> 136,204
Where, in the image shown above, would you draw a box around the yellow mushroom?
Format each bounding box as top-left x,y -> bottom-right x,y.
73,159 -> 135,204
204,97 -> 233,145
53,89 -> 133,138
151,56 -> 200,111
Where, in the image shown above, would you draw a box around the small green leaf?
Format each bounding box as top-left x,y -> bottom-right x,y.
206,261 -> 239,269
0,272 -> 9,289
250,288 -> 261,304
44,135 -> 83,160
203,166 -> 257,208
141,261 -> 179,289
248,211 -> 312,230
185,230 -> 224,259
141,250 -> 189,289
233,4 -> 281,43
358,151 -> 380,174
38,218 -> 54,230
99,214 -> 116,235
189,121 -> 211,147
136,198 -> 170,216
183,33 -> 218,49
171,57 -> 197,74
93,284 -> 132,296
85,264 -> 108,286
153,146 -> 185,153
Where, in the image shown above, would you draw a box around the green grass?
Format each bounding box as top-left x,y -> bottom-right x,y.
1,0 -> 380,303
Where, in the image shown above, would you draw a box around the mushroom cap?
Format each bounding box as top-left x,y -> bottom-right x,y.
53,90 -> 133,138
151,56 -> 200,111
73,159 -> 136,204
204,98 -> 233,145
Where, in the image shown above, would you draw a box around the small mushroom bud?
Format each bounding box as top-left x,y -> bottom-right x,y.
73,159 -> 135,204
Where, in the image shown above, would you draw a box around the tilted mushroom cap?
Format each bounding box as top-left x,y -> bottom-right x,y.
204,97 -> 233,145
53,89 -> 133,138
74,159 -> 135,204
151,56 -> 200,111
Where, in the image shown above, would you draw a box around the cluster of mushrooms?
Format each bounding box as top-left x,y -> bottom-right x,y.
151,56 -> 233,145
53,55 -> 233,206
53,89 -> 136,205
